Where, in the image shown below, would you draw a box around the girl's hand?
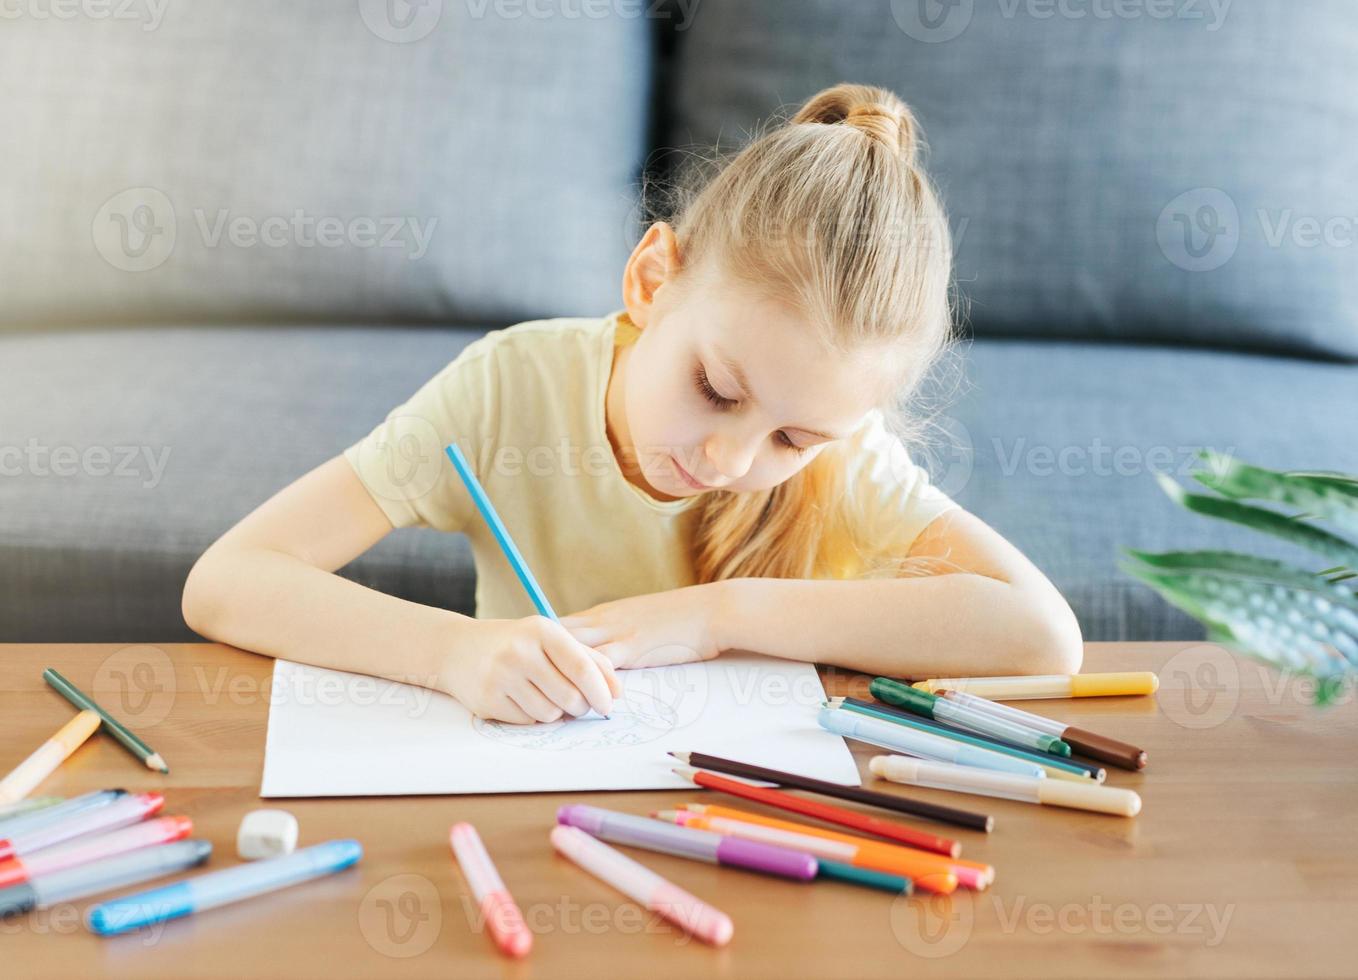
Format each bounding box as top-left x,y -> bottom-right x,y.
560,583 -> 729,670
436,616 -> 621,723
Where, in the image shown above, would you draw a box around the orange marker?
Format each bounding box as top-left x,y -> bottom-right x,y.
678,803 -> 992,890
0,711 -> 101,805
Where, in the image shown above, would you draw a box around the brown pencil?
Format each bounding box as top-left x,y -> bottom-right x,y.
669,751 -> 993,833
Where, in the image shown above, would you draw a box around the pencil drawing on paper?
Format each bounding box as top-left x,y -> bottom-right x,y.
472,687 -> 680,750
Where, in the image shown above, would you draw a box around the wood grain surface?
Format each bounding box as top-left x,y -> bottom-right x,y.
1,641 -> 1354,979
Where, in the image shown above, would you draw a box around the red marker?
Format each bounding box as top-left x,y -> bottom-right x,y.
0,792 -> 163,863
449,823 -> 531,958
0,814 -> 191,888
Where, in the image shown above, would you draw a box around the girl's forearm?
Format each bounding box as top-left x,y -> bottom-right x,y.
714,574 -> 1083,678
182,546 -> 470,688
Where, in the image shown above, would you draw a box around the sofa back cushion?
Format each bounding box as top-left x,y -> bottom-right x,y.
0,0 -> 652,328
663,0 -> 1358,360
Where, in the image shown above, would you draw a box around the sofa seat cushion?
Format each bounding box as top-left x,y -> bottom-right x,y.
1,325 -> 1353,642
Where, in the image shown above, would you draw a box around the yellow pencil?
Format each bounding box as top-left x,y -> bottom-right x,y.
0,710 -> 102,804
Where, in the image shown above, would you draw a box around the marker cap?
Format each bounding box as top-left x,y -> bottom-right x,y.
1069,672 -> 1159,697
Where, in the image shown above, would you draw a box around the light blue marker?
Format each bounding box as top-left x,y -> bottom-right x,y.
818,708 -> 1047,779
445,441 -> 611,719
85,839 -> 362,936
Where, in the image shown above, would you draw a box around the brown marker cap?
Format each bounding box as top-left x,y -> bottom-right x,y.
1063,727 -> 1147,771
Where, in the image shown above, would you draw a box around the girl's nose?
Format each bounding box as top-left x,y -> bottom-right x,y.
704,433 -> 758,482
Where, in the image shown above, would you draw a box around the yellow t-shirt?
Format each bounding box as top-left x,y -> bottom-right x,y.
343,309 -> 958,620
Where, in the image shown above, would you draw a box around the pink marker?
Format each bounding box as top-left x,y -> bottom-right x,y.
449,823 -> 531,958
0,814 -> 192,888
0,792 -> 164,863
550,825 -> 734,947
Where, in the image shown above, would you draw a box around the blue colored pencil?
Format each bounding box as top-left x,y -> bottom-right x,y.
444,442 -> 611,719
444,442 -> 558,619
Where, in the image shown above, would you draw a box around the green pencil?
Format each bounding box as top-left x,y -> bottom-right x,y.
42,668 -> 169,773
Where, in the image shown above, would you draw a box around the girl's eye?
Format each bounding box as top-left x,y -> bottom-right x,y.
693,364 -> 738,410
777,430 -> 809,455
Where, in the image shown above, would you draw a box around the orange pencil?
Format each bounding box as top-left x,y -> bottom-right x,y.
679,803 -> 993,889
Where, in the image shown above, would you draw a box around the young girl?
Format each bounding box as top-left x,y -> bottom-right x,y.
182,83 -> 1082,724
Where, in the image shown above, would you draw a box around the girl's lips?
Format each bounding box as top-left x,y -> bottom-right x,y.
670,455 -> 710,491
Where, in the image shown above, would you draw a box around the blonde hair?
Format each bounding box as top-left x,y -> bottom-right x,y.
648,83 -> 959,582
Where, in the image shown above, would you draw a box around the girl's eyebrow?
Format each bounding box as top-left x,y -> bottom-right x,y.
712,347 -> 846,442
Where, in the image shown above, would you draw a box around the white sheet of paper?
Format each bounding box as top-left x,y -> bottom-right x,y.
259,653 -> 860,797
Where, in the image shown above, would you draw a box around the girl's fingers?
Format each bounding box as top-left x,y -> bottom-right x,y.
489,697 -> 536,726
526,663 -> 591,718
588,648 -> 624,695
507,684 -> 565,724
542,627 -> 615,716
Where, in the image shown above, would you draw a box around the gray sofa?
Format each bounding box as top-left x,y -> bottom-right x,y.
2,0 -> 1355,643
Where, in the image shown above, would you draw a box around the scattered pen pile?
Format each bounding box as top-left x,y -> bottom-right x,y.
0,657 -> 1155,949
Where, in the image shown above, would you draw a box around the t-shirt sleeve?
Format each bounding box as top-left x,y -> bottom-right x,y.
845,409 -> 960,553
341,336 -> 500,533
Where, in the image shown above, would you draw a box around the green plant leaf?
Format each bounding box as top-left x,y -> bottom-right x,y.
1124,549 -> 1358,613
1192,452 -> 1358,534
1122,562 -> 1356,681
1129,458 -> 1358,706
1155,472 -> 1358,570
1284,470 -> 1358,495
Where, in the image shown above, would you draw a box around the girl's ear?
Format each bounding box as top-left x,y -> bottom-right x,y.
621,221 -> 681,330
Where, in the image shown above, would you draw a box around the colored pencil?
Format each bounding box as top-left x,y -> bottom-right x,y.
935,689 -> 1148,770
673,803 -> 995,886
673,766 -> 968,867
445,443 -> 556,618
669,751 -> 988,837
43,668 -> 169,774
444,441 -> 610,718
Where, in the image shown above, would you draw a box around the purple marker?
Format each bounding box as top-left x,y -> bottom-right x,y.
556,805 -> 817,881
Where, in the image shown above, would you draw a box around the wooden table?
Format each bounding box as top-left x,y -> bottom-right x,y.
1,641 -> 1354,979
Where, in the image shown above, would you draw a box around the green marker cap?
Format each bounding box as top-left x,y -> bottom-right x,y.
870,677 -> 939,718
